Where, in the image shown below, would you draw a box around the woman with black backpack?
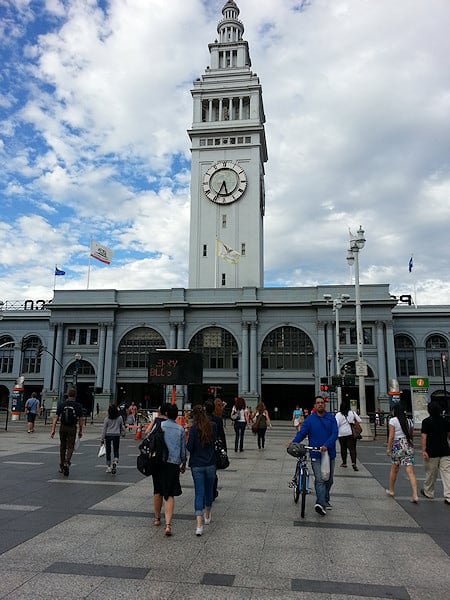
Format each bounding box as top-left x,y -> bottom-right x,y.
252,402 -> 272,450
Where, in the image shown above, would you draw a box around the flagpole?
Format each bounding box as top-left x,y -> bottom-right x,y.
53,265 -> 57,291
87,239 -> 92,289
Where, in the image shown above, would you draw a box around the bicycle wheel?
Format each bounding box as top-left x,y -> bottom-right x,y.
293,464 -> 300,503
300,468 -> 308,517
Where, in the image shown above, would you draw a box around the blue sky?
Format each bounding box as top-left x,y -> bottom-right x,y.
1,0 -> 449,305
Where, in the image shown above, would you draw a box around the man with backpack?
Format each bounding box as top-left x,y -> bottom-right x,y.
50,388 -> 84,476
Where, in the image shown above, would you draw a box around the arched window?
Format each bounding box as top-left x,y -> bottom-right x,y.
189,327 -> 238,369
22,336 -> 42,374
394,335 -> 416,377
118,328 -> 166,368
426,335 -> 448,377
261,326 -> 314,370
0,336 -> 14,373
66,360 -> 95,376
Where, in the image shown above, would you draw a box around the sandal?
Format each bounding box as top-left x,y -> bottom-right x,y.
165,523 -> 172,537
153,517 -> 161,527
385,489 -> 395,497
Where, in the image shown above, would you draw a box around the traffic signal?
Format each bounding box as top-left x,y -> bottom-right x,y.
36,344 -> 44,357
207,387 -> 215,399
21,338 -> 29,352
320,384 -> 328,393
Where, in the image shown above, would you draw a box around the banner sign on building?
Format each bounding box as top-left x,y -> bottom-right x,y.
410,377 -> 429,427
148,351 -> 203,385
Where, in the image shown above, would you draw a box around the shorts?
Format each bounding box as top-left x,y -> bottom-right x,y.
390,438 -> 415,466
27,413 -> 37,424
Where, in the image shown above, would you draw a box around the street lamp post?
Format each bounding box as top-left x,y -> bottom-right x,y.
324,293 -> 350,410
346,226 -> 371,437
73,353 -> 82,388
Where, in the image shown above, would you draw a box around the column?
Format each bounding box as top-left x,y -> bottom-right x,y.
376,321 -> 387,396
176,322 -> 185,349
240,321 -> 249,393
326,321 -> 334,373
219,98 -> 223,121
249,322 -> 258,394
54,323 -> 64,395
385,320 -> 397,381
317,321 -> 327,385
169,323 -> 177,349
239,97 -> 243,120
102,323 -> 114,393
95,324 -> 106,389
208,99 -> 212,122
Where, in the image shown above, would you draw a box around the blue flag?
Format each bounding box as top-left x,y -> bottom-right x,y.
408,257 -> 413,273
55,267 -> 65,276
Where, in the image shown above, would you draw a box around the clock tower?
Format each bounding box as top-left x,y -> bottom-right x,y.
188,0 -> 268,289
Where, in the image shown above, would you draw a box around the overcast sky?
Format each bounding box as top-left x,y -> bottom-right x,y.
1,0 -> 449,307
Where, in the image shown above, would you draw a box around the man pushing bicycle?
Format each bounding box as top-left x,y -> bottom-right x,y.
289,396 -> 338,516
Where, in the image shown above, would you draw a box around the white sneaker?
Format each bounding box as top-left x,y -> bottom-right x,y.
106,466 -> 112,473
195,526 -> 203,536
204,514 -> 211,525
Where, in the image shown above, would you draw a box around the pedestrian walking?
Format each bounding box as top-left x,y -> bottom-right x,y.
154,403 -> 187,537
292,404 -> 303,431
101,404 -> 124,474
386,404 -> 418,503
186,404 -> 216,536
205,399 -> 226,499
24,392 -> 40,433
420,400 -> 450,504
335,400 -> 362,471
290,395 -> 338,516
50,389 -> 83,476
253,402 -> 272,450
231,397 -> 250,452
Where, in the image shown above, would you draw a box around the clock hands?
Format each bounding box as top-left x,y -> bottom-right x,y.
219,180 -> 228,195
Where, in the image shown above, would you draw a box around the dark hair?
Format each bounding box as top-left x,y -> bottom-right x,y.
192,404 -> 213,446
159,402 -> 171,416
68,388 -> 76,398
339,400 -> 351,417
166,403 -> 178,420
427,401 -> 441,418
235,397 -> 246,411
256,402 -> 266,413
204,399 -> 214,415
392,404 -> 412,442
108,404 -> 119,419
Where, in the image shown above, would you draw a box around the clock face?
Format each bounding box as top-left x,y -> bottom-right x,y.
202,161 -> 247,204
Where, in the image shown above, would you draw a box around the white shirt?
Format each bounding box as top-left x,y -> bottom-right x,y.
335,411 -> 362,437
389,416 -> 413,439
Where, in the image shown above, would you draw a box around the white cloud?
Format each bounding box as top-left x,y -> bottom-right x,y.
0,0 -> 449,307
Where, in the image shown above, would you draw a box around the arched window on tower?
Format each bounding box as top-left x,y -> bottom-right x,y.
189,327 -> 238,369
261,326 -> 314,370
394,335 -> 416,377
118,327 -> 166,369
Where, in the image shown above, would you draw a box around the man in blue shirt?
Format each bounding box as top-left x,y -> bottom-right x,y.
291,396 -> 338,516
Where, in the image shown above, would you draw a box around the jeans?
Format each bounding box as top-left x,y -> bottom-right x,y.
234,421 -> 246,451
257,427 -> 267,449
311,455 -> 335,507
191,465 -> 216,516
59,425 -> 77,467
105,435 -> 120,465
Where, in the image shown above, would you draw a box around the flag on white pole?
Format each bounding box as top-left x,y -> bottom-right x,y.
54,266 -> 65,276
216,239 -> 240,264
408,256 -> 413,272
90,240 -> 113,264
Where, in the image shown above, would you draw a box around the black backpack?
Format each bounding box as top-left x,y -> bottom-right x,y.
60,403 -> 77,426
137,420 -> 168,476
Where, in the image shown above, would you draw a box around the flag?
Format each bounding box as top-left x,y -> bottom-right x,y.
408,256 -> 413,273
216,239 -> 240,264
55,267 -> 65,276
90,240 -> 113,264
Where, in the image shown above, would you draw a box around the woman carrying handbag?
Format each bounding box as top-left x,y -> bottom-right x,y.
231,397 -> 250,453
335,400 -> 362,471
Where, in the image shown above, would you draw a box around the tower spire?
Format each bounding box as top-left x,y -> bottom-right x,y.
208,0 -> 251,70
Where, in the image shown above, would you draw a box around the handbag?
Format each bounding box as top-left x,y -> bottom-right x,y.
215,438 -> 230,470
98,443 -> 106,458
350,413 -> 363,439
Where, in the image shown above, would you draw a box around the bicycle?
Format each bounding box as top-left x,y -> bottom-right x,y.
287,443 -> 320,518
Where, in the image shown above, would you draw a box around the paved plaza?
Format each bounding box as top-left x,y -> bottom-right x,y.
0,415 -> 449,599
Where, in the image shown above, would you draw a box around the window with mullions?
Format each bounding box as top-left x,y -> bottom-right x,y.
22,336 -> 42,374
118,327 -> 166,368
349,326 -> 373,345
66,360 -> 95,376
0,336 -> 14,373
189,327 -> 238,369
261,327 -> 314,370
394,335 -> 416,377
425,335 -> 448,377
